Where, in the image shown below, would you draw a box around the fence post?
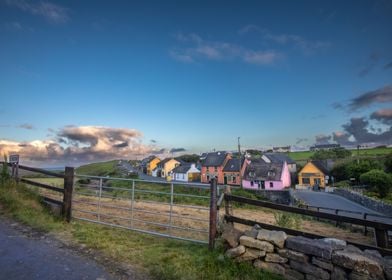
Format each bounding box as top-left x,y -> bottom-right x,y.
209,178 -> 217,250
98,178 -> 103,221
169,182 -> 174,236
62,167 -> 74,222
375,229 -> 389,248
224,185 -> 232,217
363,213 -> 368,236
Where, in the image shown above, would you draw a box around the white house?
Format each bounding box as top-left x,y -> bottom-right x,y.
172,163 -> 201,182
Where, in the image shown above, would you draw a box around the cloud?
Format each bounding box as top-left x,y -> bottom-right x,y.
239,25 -> 330,55
170,33 -> 281,65
315,134 -> 332,144
384,62 -> 392,70
6,0 -> 70,24
340,117 -> 391,145
332,131 -> 352,146
150,139 -> 157,143
296,138 -> 308,144
370,108 -> 392,125
18,123 -> 34,130
358,52 -> 380,77
348,85 -> 392,110
169,148 -> 186,153
0,125 -> 163,165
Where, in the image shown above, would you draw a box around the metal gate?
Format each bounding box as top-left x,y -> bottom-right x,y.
72,175 -> 212,244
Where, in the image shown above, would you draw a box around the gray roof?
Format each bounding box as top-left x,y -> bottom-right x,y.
311,160 -> 329,175
264,153 -> 295,164
223,158 -> 242,172
201,151 -> 228,167
244,160 -> 283,181
172,164 -> 192,174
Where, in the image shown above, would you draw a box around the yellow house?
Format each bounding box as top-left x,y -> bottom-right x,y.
156,158 -> 180,178
147,157 -> 161,176
298,161 -> 329,188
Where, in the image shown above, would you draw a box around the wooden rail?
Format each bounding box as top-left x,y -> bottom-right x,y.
0,162 -> 74,222
224,194 -> 392,249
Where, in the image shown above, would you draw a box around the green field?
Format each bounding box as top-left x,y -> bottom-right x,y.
76,160 -> 120,176
288,147 -> 392,163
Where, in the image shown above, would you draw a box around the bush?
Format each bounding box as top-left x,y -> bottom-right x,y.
274,212 -> 301,229
360,169 -> 392,198
385,152 -> 392,173
311,148 -> 351,160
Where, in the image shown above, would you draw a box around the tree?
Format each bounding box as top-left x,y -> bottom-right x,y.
311,148 -> 351,160
360,169 -> 392,198
346,159 -> 383,181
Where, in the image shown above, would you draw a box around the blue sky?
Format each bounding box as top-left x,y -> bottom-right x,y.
0,0 -> 391,165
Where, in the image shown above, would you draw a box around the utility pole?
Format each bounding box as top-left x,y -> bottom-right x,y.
238,137 -> 243,189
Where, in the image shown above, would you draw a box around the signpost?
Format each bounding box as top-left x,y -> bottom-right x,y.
9,154 -> 19,180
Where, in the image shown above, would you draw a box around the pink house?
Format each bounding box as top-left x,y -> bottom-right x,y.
242,159 -> 291,190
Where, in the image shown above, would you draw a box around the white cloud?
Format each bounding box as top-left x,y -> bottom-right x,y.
6,0 -> 70,24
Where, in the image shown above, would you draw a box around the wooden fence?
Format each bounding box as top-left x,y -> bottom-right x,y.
217,190 -> 392,256
1,162 -> 74,222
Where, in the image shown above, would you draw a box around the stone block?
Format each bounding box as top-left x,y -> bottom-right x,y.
254,260 -> 285,276
225,245 -> 245,258
278,249 -> 309,263
257,229 -> 287,249
239,236 -> 274,252
331,266 -> 347,280
285,268 -> 305,280
265,253 -> 288,264
332,249 -> 384,279
312,257 -> 333,271
290,260 -> 330,280
221,223 -> 243,248
235,248 -> 265,262
286,236 -> 334,260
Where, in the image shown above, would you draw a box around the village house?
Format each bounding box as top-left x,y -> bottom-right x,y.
222,158 -> 248,186
298,160 -> 329,188
242,159 -> 291,190
141,156 -> 161,176
262,153 -> 297,173
200,151 -> 231,184
172,163 -> 201,182
152,158 -> 180,178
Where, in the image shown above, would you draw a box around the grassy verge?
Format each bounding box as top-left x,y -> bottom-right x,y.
0,180 -> 280,280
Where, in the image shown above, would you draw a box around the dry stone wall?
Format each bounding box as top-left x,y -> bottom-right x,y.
221,223 -> 392,280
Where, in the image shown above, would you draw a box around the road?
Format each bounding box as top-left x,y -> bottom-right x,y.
293,190 -> 392,225
0,218 -> 114,280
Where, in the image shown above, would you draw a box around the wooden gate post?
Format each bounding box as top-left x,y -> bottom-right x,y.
62,167 -> 74,222
375,229 -> 389,248
209,178 -> 217,250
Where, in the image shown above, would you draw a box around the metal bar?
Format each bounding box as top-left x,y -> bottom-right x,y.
225,215 -> 392,256
73,209 -> 208,233
98,178 -> 102,221
173,193 -> 209,199
73,217 -> 208,244
130,180 -> 135,228
217,193 -> 225,210
169,182 -> 174,236
20,178 -> 64,193
225,194 -> 392,230
303,204 -> 392,219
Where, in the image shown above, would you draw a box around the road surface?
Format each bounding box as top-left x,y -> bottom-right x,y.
0,218 -> 114,280
293,190 -> 392,225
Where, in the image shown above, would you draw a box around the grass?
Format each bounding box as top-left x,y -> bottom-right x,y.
76,160 -> 121,177
0,180 -> 280,280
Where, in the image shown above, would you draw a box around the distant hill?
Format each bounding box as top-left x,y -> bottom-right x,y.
76,160 -> 120,177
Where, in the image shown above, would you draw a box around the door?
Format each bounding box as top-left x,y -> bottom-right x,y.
224,176 -> 228,185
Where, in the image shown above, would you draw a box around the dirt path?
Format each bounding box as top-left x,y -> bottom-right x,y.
0,216 -> 147,280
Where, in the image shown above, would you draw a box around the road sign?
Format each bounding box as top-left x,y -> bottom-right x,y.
9,154 -> 19,164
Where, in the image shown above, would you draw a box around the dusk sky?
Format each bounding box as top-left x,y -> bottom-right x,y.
0,0 -> 391,166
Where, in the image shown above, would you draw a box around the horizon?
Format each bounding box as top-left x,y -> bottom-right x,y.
0,0 -> 391,167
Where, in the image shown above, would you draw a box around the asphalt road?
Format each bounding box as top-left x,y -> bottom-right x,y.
0,218 -> 114,280
293,190 -> 392,225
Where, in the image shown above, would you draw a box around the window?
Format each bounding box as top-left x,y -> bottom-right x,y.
250,181 -> 254,186
207,175 -> 210,181
214,167 -> 218,172
302,178 -> 310,184
232,176 -> 236,183
269,182 -> 273,188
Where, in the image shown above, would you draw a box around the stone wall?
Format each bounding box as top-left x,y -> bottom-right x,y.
255,190 -> 291,205
334,188 -> 392,216
221,223 -> 391,280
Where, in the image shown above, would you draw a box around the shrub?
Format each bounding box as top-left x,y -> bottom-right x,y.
274,212 -> 301,229
360,169 -> 392,198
